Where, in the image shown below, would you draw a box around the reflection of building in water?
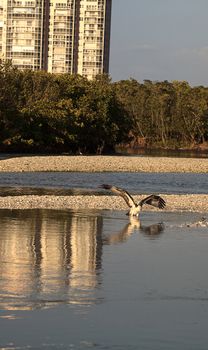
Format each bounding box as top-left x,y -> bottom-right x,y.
36,211 -> 70,296
37,210 -> 103,305
0,209 -> 103,310
69,213 -> 102,303
0,211 -> 39,310
0,212 -> 34,304
0,209 -> 164,311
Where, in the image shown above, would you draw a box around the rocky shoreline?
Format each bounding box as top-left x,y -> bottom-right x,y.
0,155 -> 207,212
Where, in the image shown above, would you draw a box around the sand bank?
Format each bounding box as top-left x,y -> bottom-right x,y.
0,155 -> 207,212
0,194 -> 207,212
0,155 -> 207,172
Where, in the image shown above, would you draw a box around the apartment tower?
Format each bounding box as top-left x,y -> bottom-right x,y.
0,0 -> 112,79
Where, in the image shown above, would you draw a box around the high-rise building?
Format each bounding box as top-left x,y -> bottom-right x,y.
0,0 -> 112,79
47,0 -> 76,74
0,0 -> 47,70
76,0 -> 112,79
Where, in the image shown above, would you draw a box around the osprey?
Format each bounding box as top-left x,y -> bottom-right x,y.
100,184 -> 166,216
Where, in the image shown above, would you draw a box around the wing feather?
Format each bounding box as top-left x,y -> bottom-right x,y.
100,184 -> 136,208
139,195 -> 166,209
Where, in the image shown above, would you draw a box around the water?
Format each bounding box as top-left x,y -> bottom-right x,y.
116,147 -> 208,158
0,172 -> 207,195
0,208 -> 208,349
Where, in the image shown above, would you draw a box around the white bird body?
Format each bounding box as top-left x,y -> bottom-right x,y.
128,205 -> 142,217
100,184 -> 166,216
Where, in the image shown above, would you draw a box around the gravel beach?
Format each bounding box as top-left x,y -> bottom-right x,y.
0,194 -> 207,213
0,155 -> 207,212
0,155 -> 208,172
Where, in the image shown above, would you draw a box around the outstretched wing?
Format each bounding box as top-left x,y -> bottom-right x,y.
138,195 -> 166,209
100,184 -> 136,208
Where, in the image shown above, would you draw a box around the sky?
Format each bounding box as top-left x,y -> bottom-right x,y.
109,0 -> 208,86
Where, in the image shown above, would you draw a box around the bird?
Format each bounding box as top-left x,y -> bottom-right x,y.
100,184 -> 166,216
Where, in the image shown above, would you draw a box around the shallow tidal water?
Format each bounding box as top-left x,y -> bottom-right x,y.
0,172 -> 208,196
0,208 -> 208,349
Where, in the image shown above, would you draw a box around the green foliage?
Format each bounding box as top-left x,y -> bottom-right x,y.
0,61 -> 208,153
0,63 -> 131,153
115,79 -> 208,149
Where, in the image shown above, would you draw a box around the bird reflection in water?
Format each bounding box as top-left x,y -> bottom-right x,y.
140,221 -> 165,238
0,209 -> 164,311
103,216 -> 164,245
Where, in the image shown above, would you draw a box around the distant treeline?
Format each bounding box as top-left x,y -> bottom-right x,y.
1,61 -> 208,154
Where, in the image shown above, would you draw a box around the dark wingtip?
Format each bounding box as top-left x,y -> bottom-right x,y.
159,198 -> 166,209
99,184 -> 111,190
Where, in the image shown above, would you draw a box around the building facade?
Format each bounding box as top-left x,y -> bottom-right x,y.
77,0 -> 112,79
0,0 -> 112,79
0,0 -> 46,70
47,0 -> 76,74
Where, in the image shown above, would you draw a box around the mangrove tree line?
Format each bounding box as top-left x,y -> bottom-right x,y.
0,62 -> 208,153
